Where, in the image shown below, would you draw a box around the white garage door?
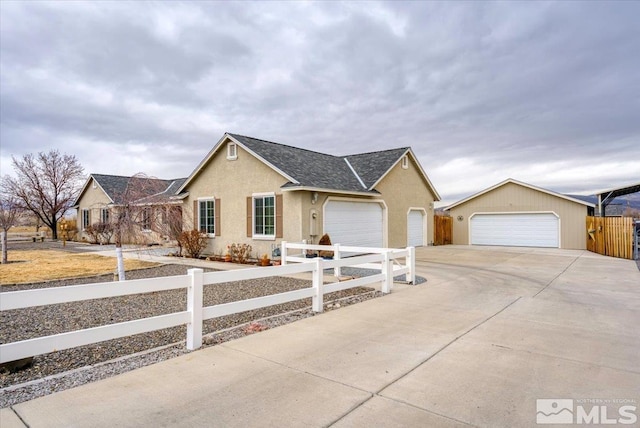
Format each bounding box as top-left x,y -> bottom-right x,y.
324,200 -> 384,248
470,213 -> 559,248
407,210 -> 425,247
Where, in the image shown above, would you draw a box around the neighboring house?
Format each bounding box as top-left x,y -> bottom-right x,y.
73,174 -> 186,244
178,133 -> 441,257
445,178 -> 595,250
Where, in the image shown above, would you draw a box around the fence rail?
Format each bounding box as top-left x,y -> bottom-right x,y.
1,245 -> 410,364
586,216 -> 635,260
281,241 -> 415,285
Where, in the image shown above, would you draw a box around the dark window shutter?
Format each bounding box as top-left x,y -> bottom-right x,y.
193,200 -> 198,231
246,196 -> 252,237
215,198 -> 221,236
276,194 -> 283,238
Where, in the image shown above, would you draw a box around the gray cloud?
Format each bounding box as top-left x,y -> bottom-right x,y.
1,1 -> 638,205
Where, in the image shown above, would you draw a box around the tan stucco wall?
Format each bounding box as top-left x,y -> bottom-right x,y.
185,141 -> 438,255
375,155 -> 436,248
448,182 -> 589,249
184,142 -> 304,258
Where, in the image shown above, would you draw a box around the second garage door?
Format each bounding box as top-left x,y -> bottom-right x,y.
324,200 -> 384,248
470,213 -> 559,248
407,210 -> 425,247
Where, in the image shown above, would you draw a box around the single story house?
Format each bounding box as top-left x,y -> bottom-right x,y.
73,174 -> 186,244
445,178 -> 595,249
177,133 -> 441,257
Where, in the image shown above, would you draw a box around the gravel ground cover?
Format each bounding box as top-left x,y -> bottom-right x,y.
1,262 -> 380,407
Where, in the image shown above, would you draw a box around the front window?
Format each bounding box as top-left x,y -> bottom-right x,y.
253,195 -> 275,237
199,199 -> 215,235
142,207 -> 152,230
82,209 -> 90,230
101,208 -> 110,224
227,142 -> 237,160
402,155 -> 409,169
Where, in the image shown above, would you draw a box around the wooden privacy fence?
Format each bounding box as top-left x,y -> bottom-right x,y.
434,215 -> 452,246
586,216 -> 634,260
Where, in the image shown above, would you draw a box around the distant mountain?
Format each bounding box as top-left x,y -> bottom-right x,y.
567,193 -> 640,215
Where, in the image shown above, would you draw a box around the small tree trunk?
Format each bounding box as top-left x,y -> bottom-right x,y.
1,231 -> 7,264
115,246 -> 126,281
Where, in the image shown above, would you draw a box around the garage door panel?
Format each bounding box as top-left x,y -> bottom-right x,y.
324,201 -> 383,248
471,213 -> 559,248
407,210 -> 424,247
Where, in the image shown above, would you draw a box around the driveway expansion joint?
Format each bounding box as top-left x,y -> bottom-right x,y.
532,253 -> 582,298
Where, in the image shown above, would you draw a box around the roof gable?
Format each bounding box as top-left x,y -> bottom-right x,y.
75,174 -> 185,207
345,147 -> 409,189
179,133 -> 439,198
445,178 -> 596,210
230,134 -> 366,192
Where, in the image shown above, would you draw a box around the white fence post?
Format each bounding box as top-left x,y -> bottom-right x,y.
334,243 -> 341,278
281,241 -> 287,266
312,257 -> 324,312
187,268 -> 204,350
407,246 -> 415,285
381,251 -> 393,294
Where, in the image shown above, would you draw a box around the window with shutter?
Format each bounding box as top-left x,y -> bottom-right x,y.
197,198 -> 216,236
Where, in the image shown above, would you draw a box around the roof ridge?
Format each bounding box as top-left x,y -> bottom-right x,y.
228,133 -> 342,159
92,173 -> 134,179
342,146 -> 409,158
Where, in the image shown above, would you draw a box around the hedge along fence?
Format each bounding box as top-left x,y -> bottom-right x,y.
0,248 -> 407,365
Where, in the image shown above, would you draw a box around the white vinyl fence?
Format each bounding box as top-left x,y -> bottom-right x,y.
0,246 -> 413,364
281,241 -> 415,284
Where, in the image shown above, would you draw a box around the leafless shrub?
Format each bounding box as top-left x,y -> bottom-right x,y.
228,243 -> 252,263
178,230 -> 207,258
84,224 -> 101,244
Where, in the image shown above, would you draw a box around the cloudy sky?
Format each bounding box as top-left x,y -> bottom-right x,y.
1,1 -> 638,206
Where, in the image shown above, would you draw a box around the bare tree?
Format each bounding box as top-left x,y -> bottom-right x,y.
109,173 -> 175,280
0,194 -> 23,264
3,150 -> 84,240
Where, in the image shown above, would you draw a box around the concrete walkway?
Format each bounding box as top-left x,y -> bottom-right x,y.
2,246 -> 639,427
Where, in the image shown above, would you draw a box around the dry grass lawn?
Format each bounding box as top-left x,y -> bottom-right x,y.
8,226 -> 39,233
0,250 -> 159,284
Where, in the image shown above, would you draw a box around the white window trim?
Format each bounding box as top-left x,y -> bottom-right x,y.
227,142 -> 238,160
252,192 -> 276,241
198,197 -> 216,237
401,155 -> 409,169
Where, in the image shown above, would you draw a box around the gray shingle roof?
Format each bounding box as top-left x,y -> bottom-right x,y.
345,147 -> 410,189
88,174 -> 186,205
228,134 -> 408,193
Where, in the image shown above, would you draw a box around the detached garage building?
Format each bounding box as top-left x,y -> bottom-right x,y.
445,179 -> 594,250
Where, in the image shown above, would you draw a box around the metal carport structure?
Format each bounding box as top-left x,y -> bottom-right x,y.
595,182 -> 640,217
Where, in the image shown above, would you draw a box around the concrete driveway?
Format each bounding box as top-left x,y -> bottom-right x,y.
2,246 -> 639,427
